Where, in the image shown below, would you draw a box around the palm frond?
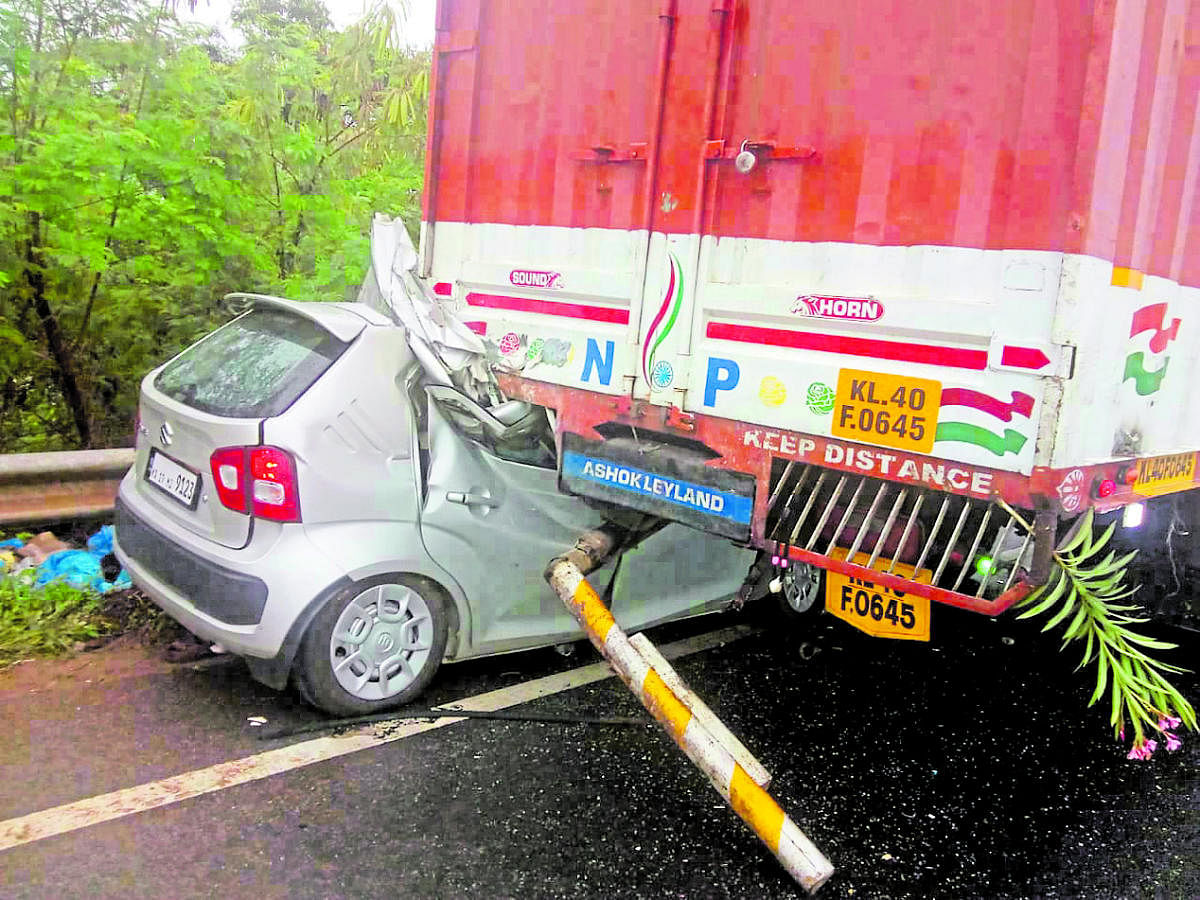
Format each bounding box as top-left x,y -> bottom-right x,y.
1016,509 -> 1197,747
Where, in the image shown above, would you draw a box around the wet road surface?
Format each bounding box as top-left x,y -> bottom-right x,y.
1,604 -> 1196,898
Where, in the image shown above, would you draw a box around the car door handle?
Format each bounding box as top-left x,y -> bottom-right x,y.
446,490 -> 498,508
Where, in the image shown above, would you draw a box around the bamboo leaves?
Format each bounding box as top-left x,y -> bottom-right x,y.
1016,509 -> 1196,755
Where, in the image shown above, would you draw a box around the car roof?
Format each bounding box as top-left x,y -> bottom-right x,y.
223,293 -> 382,343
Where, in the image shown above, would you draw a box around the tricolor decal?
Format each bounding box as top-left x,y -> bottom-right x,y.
940,389 -> 1034,422
1123,303 -> 1180,396
934,422 -> 1027,457
934,388 -> 1033,456
642,253 -> 684,389
1129,303 -> 1181,353
1124,353 -> 1169,395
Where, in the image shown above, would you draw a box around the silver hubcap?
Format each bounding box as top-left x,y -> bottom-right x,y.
329,583 -> 433,701
784,563 -> 821,614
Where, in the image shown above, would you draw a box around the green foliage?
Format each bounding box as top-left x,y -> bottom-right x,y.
1016,509 -> 1197,748
0,0 -> 428,451
0,575 -> 105,664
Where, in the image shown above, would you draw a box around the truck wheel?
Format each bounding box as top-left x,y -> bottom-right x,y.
297,574 -> 449,717
777,562 -> 823,621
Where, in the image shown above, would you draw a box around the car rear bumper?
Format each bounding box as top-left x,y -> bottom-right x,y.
115,497 -> 269,626
113,471 -> 343,659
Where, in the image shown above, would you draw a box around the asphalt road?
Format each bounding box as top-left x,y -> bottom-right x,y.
1,603 -> 1196,899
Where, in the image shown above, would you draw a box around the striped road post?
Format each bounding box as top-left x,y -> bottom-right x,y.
545,531 -> 835,894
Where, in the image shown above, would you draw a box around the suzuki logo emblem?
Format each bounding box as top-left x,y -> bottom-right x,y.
159,421 -> 173,446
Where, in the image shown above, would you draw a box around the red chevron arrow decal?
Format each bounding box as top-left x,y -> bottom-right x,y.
1130,303 -> 1181,353
940,388 -> 1035,422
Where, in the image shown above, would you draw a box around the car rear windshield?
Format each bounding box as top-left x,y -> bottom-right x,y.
154,307 -> 349,418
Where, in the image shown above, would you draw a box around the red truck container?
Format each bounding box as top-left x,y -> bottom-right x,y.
417,0 -> 1200,631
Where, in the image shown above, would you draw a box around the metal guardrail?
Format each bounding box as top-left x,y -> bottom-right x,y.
0,449 -> 134,527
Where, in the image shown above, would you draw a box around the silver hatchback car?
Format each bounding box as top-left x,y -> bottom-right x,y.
114,295 -> 754,715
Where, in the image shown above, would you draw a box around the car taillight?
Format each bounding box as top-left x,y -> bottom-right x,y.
249,446 -> 301,522
210,447 -> 249,513
209,446 -> 301,521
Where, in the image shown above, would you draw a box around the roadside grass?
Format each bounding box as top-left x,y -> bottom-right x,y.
0,577 -> 175,668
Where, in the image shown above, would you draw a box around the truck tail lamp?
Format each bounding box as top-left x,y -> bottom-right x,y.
1093,477 -> 1118,499
210,446 -> 301,522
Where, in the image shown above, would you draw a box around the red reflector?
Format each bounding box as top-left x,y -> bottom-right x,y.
1095,478 -> 1117,499
209,447 -> 248,513
433,281 -> 453,296
249,446 -> 300,522
1120,466 -> 1139,485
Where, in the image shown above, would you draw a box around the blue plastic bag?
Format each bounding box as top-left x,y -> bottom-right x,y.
35,550 -> 102,590
86,525 -> 115,556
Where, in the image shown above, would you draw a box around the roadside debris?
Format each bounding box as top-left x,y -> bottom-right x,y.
1,527 -> 131,594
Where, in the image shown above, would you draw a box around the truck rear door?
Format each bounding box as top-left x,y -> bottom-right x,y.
421,0 -> 680,398
677,1 -> 1066,477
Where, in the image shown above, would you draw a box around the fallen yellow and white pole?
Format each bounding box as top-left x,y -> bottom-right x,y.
545,528 -> 834,894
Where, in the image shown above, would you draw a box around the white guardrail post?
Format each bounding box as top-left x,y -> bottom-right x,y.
544,529 -> 835,894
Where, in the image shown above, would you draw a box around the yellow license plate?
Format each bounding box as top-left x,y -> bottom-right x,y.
1137,452 -> 1197,496
824,549 -> 932,641
831,368 -> 942,454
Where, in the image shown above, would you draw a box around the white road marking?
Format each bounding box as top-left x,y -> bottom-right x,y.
0,624 -> 757,852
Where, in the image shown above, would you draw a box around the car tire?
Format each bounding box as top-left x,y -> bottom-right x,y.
296,574 -> 449,717
776,562 -> 824,623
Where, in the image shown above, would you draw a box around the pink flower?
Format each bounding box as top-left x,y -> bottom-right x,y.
1127,739 -> 1159,760
1158,715 -> 1182,731
1165,733 -> 1182,752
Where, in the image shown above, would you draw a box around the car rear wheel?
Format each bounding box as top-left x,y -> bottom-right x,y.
297,575 -> 449,716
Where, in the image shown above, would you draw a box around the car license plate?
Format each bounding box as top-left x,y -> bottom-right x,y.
1136,452 -> 1197,496
145,449 -> 200,509
824,549 -> 932,641
830,368 -> 941,454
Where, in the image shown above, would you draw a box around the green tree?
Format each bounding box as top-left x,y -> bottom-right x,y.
0,0 -> 428,451
227,0 -> 427,297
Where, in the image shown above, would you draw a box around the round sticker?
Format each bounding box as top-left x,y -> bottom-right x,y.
759,376 -> 787,407
806,382 -> 836,415
498,332 -> 521,355
650,359 -> 675,390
